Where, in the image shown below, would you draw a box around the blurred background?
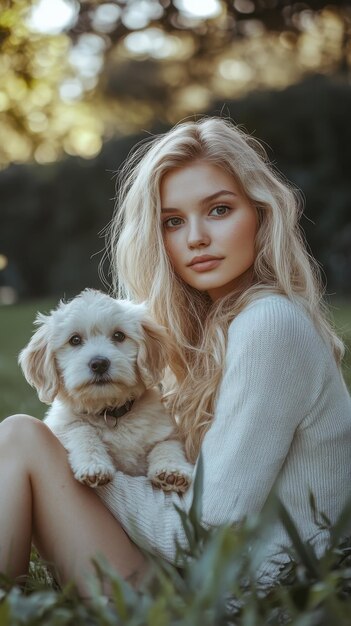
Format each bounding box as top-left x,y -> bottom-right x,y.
0,0 -> 350,419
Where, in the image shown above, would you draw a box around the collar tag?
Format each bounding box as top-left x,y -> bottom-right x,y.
101,399 -> 135,428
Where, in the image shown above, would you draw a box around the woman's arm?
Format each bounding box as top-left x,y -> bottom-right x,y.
97,296 -> 327,563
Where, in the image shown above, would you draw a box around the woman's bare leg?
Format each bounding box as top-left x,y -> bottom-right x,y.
0,414 -> 148,594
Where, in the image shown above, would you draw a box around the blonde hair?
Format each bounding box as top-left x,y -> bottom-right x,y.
107,117 -> 344,463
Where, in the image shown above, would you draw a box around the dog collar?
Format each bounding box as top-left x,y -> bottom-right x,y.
99,399 -> 135,427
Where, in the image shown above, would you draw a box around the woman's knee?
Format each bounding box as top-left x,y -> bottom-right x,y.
0,414 -> 52,452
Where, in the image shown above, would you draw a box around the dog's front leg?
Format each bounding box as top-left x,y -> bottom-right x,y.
52,422 -> 116,488
147,440 -> 193,494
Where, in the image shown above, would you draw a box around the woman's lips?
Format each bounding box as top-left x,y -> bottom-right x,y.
189,259 -> 222,272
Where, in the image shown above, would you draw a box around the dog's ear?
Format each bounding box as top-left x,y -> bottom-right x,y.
18,313 -> 60,404
137,315 -> 169,388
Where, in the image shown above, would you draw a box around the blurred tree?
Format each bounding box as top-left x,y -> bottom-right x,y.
73,0 -> 351,73
0,0 -> 105,166
0,75 -> 350,299
1,1 -> 350,299
0,0 -> 350,166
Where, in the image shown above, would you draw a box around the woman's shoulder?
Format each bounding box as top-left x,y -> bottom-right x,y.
224,294 -> 335,394
228,293 -> 323,351
231,292 -> 311,325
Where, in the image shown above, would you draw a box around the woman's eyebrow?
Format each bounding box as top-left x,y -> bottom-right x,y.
161,190 -> 237,212
201,190 -> 237,204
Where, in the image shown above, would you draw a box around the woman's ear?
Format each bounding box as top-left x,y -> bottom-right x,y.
18,313 -> 60,404
137,315 -> 169,389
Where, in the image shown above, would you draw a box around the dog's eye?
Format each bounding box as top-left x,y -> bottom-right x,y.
69,334 -> 82,346
112,331 -> 126,343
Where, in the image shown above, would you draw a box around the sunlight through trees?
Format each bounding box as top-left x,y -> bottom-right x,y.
0,0 -> 350,166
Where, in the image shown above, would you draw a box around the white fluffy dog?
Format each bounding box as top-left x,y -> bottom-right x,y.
19,289 -> 192,493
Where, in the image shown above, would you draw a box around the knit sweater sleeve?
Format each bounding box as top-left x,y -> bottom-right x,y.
97,296 -> 324,563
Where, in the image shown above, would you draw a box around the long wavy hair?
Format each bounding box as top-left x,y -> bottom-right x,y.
107,117 -> 344,463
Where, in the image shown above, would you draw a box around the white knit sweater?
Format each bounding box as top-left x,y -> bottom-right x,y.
98,294 -> 351,580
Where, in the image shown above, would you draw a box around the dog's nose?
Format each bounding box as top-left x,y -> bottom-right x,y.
89,357 -> 111,375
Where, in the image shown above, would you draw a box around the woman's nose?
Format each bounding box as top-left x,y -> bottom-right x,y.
187,220 -> 210,248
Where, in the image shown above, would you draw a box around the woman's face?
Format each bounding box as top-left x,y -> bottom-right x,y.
160,160 -> 258,301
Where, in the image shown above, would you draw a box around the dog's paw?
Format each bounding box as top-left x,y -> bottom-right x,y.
150,469 -> 191,494
74,465 -> 115,488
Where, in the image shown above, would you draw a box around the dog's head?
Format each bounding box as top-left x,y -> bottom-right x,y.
18,289 -> 169,409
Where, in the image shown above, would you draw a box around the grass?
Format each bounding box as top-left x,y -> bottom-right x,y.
0,298 -> 56,421
328,298 -> 351,389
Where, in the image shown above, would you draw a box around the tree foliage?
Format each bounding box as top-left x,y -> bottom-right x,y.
0,75 -> 350,300
0,1 -> 350,299
0,0 -> 350,166
72,0 -> 351,57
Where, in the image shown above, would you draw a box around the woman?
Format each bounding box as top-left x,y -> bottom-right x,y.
1,118 -> 350,592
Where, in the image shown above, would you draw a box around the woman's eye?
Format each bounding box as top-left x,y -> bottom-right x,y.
69,334 -> 82,346
163,216 -> 183,228
210,205 -> 230,217
113,331 -> 126,343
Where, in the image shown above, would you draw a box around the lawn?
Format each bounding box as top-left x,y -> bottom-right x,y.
0,296 -> 350,422
0,298 -> 56,421
328,298 -> 351,389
